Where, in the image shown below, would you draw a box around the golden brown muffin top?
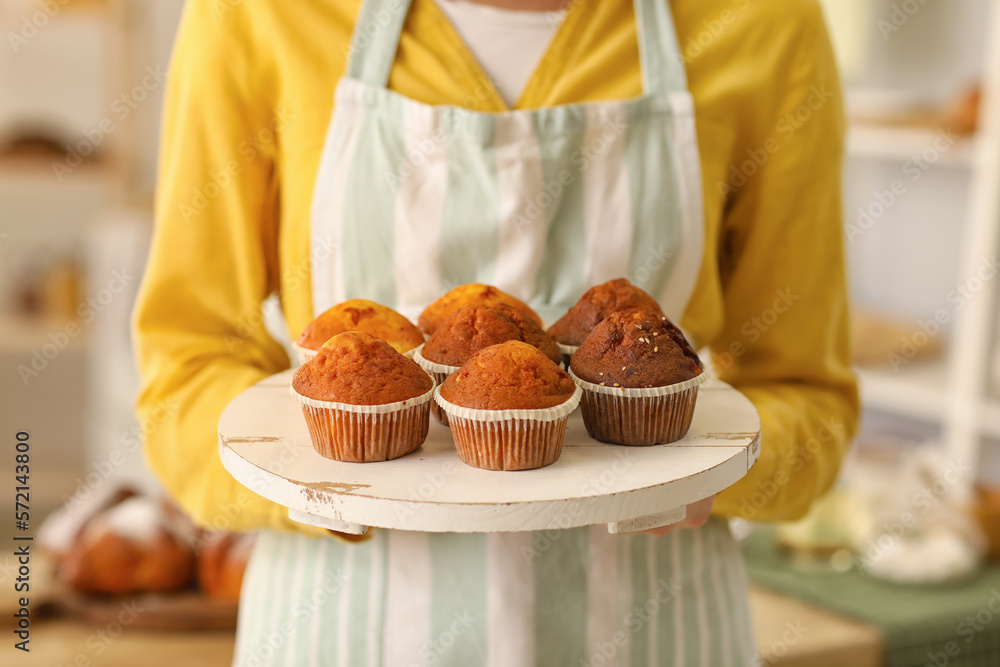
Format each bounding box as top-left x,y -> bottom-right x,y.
439,340 -> 576,410
418,284 -> 542,335
570,310 -> 702,388
422,303 -> 561,366
296,299 -> 424,353
292,332 -> 433,404
547,278 -> 664,346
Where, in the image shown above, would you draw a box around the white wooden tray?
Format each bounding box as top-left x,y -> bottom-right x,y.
219,370 -> 760,535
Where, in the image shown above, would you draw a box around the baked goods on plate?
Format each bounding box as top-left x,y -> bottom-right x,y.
569,309 -> 706,446
413,303 -> 560,425
292,331 -> 435,462
58,496 -> 196,595
417,283 -> 541,336
294,299 -> 424,365
434,340 -> 581,470
547,278 -> 663,365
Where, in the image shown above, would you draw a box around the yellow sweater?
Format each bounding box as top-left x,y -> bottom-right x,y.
134,0 -> 858,538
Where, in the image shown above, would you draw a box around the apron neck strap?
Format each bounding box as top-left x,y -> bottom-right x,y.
634,0 -> 687,94
345,0 -> 687,93
345,0 -> 413,86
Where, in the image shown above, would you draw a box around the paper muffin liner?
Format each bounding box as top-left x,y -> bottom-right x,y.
557,343 -> 579,369
568,369 -> 708,446
292,343 -> 318,367
412,344 -> 460,426
434,385 -> 582,471
291,381 -> 435,463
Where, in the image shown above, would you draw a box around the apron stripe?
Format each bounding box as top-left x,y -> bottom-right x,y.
393,102 -> 448,319
341,93 -> 405,305
384,531 -> 432,667
623,100 -> 683,320
534,527 -> 589,667
617,535 -> 633,667
437,114 -> 500,292
494,113 -> 547,305
710,526 -> 735,667
367,531 -> 386,667
307,538 -> 332,667
669,531 -> 685,667
582,102 -> 633,288
234,530 -> 276,665
693,526 -> 711,667
529,107 -> 589,318
336,544 -> 357,667
429,534 -> 488,666
585,525 -> 621,667
645,537 -> 659,666
659,91 -> 706,321
283,535 -> 307,666
627,537 -> 650,667
486,532 -> 536,667
310,84 -> 367,313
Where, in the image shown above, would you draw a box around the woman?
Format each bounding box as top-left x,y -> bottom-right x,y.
134,0 -> 858,664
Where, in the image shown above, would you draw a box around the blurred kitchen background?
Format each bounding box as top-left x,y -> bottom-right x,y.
3,0 -> 1000,665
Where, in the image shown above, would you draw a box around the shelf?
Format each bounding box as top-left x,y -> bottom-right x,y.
0,154 -> 115,187
856,361 -> 949,423
847,123 -> 977,167
0,314 -> 87,353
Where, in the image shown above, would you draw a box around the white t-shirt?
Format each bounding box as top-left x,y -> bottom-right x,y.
435,0 -> 566,107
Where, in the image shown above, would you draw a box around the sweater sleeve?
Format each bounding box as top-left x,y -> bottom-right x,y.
132,0 -> 367,541
710,3 -> 860,522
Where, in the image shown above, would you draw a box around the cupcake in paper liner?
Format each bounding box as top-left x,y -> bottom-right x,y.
547,278 -> 664,367
414,304 -> 560,426
291,331 -> 434,462
570,309 -> 705,446
434,340 -> 581,471
417,283 -> 542,336
294,299 -> 424,365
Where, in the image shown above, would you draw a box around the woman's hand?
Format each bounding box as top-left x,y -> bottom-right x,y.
635,495 -> 716,537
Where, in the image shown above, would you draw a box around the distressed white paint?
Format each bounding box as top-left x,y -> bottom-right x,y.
219,372 -> 760,533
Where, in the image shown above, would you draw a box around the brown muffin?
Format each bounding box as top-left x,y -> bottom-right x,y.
293,331 -> 432,405
58,497 -> 195,595
440,340 -> 576,410
418,284 -> 541,335
297,299 -> 424,353
548,278 -> 664,347
571,310 -> 702,388
423,303 -> 561,366
197,532 -> 256,603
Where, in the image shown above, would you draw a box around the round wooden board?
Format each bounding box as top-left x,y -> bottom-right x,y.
219,370 -> 760,534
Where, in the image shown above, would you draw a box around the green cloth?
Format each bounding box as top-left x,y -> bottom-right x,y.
744,528 -> 1000,667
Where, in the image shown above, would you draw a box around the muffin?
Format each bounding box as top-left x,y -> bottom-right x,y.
435,340 -> 581,470
417,284 -> 541,336
294,299 -> 424,364
414,304 -> 560,425
292,331 -> 435,462
197,531 -> 256,603
58,496 -> 196,595
569,309 -> 706,446
547,278 -> 664,365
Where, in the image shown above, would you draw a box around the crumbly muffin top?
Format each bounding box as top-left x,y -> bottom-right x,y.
439,340 -> 576,410
547,278 -> 664,346
293,331 -> 433,404
296,299 -> 424,353
422,303 -> 561,366
417,284 -> 541,336
570,310 -> 702,388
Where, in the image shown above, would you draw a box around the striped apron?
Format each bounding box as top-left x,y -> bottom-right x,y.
233,0 -> 757,664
